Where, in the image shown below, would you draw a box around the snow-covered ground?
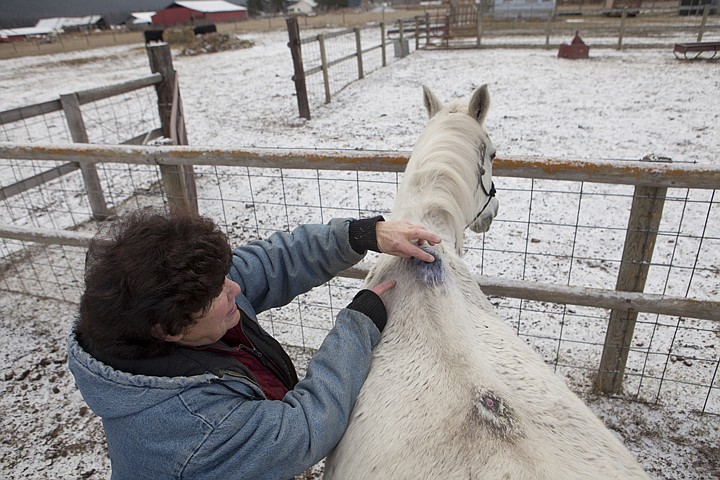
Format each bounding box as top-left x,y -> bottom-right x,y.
0,28 -> 719,479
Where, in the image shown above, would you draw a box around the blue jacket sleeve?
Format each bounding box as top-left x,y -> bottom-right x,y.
181,307 -> 381,479
228,218 -> 365,315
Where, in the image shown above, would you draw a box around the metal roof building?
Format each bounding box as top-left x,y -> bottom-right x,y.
35,16 -> 108,32
152,1 -> 248,27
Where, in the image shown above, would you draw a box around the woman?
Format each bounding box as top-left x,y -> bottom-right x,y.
67,207 -> 440,479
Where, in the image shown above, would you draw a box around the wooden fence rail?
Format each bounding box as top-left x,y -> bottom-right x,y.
1,142 -> 717,188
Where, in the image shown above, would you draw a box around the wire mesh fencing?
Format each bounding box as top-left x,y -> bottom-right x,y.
0,77 -> 163,233
465,176 -> 719,413
422,1 -> 720,49
0,143 -> 718,414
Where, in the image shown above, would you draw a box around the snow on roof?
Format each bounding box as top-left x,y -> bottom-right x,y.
0,27 -> 54,38
174,1 -> 247,12
129,12 -> 157,24
35,16 -> 103,31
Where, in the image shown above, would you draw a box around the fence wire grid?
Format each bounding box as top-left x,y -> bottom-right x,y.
1,151 -> 718,414
0,85 -> 162,233
431,1 -> 720,49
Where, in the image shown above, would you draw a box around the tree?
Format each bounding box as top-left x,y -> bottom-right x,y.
315,0 -> 349,10
247,0 -> 268,16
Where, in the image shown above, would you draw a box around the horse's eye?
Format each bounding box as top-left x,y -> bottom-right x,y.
490,151 -> 496,162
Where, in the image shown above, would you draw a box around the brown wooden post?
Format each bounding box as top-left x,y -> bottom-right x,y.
594,157 -> 668,394
415,16 -> 420,50
425,13 -> 431,47
697,5 -> 710,42
319,34 -> 331,104
146,43 -> 196,214
476,4 -> 483,47
544,17 -> 552,48
354,28 -> 364,80
169,73 -> 197,214
617,7 -> 627,50
381,22 -> 387,67
59,93 -> 111,220
286,17 -> 310,120
444,12 -> 450,47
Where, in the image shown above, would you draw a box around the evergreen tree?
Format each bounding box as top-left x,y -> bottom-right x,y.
247,0 -> 268,16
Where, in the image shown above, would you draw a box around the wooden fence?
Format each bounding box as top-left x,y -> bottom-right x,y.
287,15 -> 426,119
0,43 -> 194,220
287,4 -> 718,117
428,2 -> 719,49
0,142 -> 718,399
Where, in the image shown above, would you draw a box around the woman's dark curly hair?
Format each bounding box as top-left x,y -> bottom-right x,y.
77,207 -> 233,359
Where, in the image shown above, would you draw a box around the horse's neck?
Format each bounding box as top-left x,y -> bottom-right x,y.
392,195 -> 465,253
395,126 -> 480,253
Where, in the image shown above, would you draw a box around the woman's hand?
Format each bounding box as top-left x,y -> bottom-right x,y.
370,279 -> 397,299
375,221 -> 442,263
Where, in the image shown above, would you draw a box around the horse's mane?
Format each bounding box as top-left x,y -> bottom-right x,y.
393,111 -> 484,250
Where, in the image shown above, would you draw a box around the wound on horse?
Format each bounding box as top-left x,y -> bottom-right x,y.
410,245 -> 445,285
473,388 -> 521,440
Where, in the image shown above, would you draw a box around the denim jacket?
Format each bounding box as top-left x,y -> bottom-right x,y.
67,218 -> 381,479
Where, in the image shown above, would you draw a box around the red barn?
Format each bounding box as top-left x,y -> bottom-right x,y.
152,1 -> 248,27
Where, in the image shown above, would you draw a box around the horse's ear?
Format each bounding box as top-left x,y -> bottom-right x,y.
468,84 -> 490,124
423,85 -> 442,118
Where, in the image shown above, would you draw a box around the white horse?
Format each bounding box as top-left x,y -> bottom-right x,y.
324,86 -> 649,479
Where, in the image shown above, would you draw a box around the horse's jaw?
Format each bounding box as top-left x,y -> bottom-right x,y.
468,197 -> 499,234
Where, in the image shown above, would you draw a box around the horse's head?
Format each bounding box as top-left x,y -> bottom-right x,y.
422,85 -> 499,235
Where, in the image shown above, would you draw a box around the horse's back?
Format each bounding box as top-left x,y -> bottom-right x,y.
325,253 -> 648,480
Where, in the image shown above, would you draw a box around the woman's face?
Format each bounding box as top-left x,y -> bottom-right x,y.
166,277 -> 242,347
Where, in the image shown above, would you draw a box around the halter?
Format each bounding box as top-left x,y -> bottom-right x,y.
466,180 -> 496,229
466,147 -> 497,229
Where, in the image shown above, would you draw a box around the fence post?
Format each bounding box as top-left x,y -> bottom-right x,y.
594,156 -> 668,394
697,5 -> 710,42
381,22 -> 387,67
168,72 -> 197,213
354,28 -> 364,80
545,17 -> 552,48
59,93 -> 111,220
617,7 -> 627,50
476,4 -> 483,47
319,34 -> 331,104
146,43 -> 197,215
415,16 -> 420,50
286,17 -> 311,120
399,19 -> 405,58
444,12 -> 451,48
425,12 -> 431,47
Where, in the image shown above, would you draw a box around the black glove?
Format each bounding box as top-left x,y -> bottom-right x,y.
346,289 -> 388,332
348,216 -> 385,254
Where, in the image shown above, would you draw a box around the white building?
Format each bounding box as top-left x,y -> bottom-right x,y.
487,0 -> 556,19
287,0 -> 317,15
126,11 -> 157,29
35,16 -> 107,33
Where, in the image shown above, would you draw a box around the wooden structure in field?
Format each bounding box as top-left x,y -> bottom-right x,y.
673,41 -> 720,59
558,31 -> 590,59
